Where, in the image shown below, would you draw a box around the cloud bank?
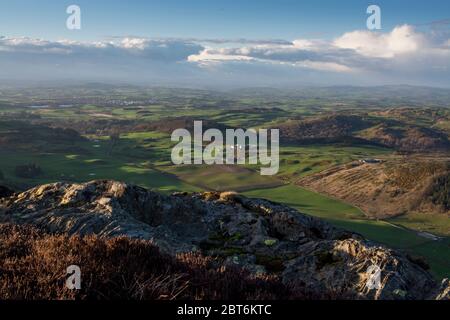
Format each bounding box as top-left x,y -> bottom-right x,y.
1,25 -> 449,87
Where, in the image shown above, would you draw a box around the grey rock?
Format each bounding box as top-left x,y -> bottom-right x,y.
0,180 -> 447,300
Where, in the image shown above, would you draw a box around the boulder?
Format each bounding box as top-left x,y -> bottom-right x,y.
1,180 -> 447,300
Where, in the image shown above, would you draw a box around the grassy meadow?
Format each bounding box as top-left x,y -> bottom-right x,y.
0,101 -> 448,280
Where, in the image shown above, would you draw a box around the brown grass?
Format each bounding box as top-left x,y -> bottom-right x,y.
0,223 -> 298,300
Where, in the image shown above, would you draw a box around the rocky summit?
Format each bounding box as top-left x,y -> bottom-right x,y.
0,180 -> 448,300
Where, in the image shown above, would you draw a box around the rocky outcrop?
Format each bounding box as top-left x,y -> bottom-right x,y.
0,180 -> 448,300
433,279 -> 450,300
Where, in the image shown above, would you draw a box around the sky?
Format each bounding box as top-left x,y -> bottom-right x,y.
0,0 -> 449,87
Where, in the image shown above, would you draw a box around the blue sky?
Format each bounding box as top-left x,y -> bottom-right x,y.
0,0 -> 449,87
1,0 -> 448,41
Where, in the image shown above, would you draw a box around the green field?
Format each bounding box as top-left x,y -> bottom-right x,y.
389,213 -> 450,237
162,164 -> 283,192
0,98 -> 448,280
0,140 -> 198,193
1,127 -> 448,279
244,185 -> 450,279
276,145 -> 392,181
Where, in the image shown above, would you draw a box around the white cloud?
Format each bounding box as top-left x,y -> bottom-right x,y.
0,36 -> 203,62
0,25 -> 449,87
188,49 -> 255,63
294,60 -> 354,73
333,25 -> 424,58
188,42 -> 356,73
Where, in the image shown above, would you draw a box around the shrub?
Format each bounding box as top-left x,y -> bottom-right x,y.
0,223 -> 293,300
429,172 -> 450,210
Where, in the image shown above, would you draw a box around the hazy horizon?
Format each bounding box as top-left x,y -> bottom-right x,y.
1,0 -> 450,87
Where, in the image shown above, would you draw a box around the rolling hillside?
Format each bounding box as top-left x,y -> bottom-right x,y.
298,157 -> 450,226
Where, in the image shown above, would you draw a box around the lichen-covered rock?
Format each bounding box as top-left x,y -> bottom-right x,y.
282,238 -> 438,300
434,279 -> 450,300
0,180 -> 447,300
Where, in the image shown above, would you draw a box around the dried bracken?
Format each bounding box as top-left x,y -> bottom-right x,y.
0,224 -> 288,300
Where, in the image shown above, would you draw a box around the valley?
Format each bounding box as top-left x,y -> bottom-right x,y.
0,85 -> 449,280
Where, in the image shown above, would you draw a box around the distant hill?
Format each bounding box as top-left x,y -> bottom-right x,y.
298,158 -> 450,219
0,121 -> 86,151
279,115 -> 371,142
356,124 -> 450,152
278,114 -> 450,152
228,85 -> 450,107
